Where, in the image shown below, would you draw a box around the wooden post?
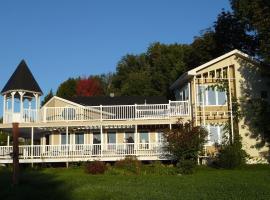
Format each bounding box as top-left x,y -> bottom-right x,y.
12,122 -> 19,186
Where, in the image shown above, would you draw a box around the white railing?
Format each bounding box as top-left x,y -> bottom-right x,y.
43,101 -> 190,122
2,101 -> 190,124
0,143 -> 165,162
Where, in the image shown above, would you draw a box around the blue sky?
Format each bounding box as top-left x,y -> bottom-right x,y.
0,0 -> 230,116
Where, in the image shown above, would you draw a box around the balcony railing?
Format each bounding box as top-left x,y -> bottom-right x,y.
3,101 -> 190,124
0,143 -> 166,163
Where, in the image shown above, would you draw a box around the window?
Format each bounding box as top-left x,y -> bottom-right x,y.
175,84 -> 189,101
75,132 -> 84,144
139,132 -> 149,143
197,85 -> 206,105
107,132 -> 116,144
207,88 -> 216,105
93,132 -> 101,144
157,132 -> 165,143
125,132 -> 134,143
206,125 -> 225,144
217,90 -> 227,105
61,133 -> 70,145
197,85 -> 227,106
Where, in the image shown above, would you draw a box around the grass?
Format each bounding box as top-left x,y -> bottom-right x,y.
0,165 -> 270,200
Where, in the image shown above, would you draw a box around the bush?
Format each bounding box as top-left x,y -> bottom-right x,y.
84,161 -> 107,174
163,120 -> 208,162
177,160 -> 196,175
115,156 -> 141,175
142,161 -> 177,175
216,143 -> 247,169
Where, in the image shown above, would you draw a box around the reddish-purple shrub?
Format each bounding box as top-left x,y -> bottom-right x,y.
84,161 -> 107,174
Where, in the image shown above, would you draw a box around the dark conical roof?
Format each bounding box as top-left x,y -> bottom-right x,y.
1,60 -> 43,95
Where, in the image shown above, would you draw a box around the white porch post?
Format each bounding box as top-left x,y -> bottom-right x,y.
66,126 -> 69,168
11,92 -> 16,113
7,134 -> 10,146
34,93 -> 39,122
3,94 -> 6,123
100,125 -> 103,156
19,92 -> 25,122
31,127 -> 34,167
134,124 -> 138,154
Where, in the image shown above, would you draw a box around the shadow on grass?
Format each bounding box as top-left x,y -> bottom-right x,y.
0,167 -> 71,200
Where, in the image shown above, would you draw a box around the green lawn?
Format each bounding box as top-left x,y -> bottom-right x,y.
0,165 -> 270,200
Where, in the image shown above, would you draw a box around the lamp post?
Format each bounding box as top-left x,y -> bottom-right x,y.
12,122 -> 19,186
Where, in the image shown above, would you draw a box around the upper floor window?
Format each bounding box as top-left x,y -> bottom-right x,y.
175,83 -> 189,101
197,85 -> 227,106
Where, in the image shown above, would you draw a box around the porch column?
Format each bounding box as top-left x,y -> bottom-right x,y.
134,124 -> 138,154
100,125 -> 103,156
3,94 -> 6,123
11,92 -> 16,114
19,92 -> 25,122
34,93 -> 39,122
7,134 -> 10,146
31,127 -> 34,168
66,126 -> 69,168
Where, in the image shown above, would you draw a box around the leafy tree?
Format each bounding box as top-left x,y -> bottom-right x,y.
147,43 -> 188,97
76,77 -> 104,96
231,0 -> 270,63
56,78 -> 78,99
163,120 -> 208,162
213,10 -> 258,56
41,89 -> 54,106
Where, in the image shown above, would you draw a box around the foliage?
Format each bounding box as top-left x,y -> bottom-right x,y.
163,120 -> 208,162
111,43 -> 189,98
141,161 -> 177,175
176,160 -> 196,175
0,131 -> 8,146
56,78 -> 78,99
84,161 -> 107,175
114,156 -> 141,175
76,77 -> 104,96
216,134 -> 248,169
1,166 -> 270,200
231,0 -> 270,63
41,89 -> 54,106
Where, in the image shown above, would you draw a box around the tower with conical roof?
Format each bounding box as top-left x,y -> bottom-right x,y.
1,60 -> 43,123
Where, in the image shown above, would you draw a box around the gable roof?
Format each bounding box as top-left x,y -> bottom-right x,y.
1,60 -> 43,95
67,96 -> 168,106
170,49 -> 258,90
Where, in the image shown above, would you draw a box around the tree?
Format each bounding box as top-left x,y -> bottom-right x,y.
230,0 -> 270,63
41,89 -> 54,106
163,120 -> 208,162
76,77 -> 104,96
56,78 -> 78,99
213,10 -> 258,56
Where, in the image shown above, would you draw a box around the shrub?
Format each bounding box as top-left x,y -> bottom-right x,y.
115,156 -> 141,175
177,160 -> 196,175
84,161 -> 107,174
163,120 -> 208,162
142,161 -> 177,175
216,133 -> 248,169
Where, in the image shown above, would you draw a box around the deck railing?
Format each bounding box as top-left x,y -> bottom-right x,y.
43,100 -> 190,122
0,143 -> 166,162
2,101 -> 190,124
